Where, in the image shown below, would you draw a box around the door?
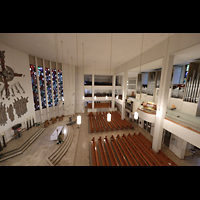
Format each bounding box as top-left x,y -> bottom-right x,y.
163,130 -> 171,147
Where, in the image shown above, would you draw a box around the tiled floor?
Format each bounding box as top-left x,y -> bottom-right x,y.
1,112 -> 200,166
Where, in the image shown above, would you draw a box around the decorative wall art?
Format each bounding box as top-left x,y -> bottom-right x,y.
0,50 -> 29,126
0,51 -> 25,100
7,104 -> 15,122
0,102 -> 8,126
13,96 -> 29,118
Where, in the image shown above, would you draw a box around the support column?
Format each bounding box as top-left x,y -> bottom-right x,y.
112,75 -> 116,110
92,74 -> 94,110
121,70 -> 128,120
152,55 -> 174,153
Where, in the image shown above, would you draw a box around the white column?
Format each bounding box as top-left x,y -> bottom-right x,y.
112,75 -> 116,110
121,70 -> 128,120
92,74 -> 94,110
152,55 -> 174,153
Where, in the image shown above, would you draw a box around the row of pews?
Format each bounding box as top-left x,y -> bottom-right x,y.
90,132 -> 177,166
89,111 -> 132,133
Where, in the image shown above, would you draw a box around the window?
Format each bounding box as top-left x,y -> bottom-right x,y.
52,69 -> 58,106
30,65 -> 40,111
58,69 -> 63,101
45,68 -> 53,107
38,66 -> 46,109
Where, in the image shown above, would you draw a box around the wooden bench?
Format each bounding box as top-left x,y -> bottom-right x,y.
104,136 -> 119,166
116,134 -> 138,166
110,135 -> 128,166
122,134 -> 148,166
98,137 -> 109,166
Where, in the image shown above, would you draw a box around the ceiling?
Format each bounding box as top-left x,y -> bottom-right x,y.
0,33 -> 173,70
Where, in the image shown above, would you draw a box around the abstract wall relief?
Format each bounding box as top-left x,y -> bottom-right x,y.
0,102 -> 8,126
0,51 -> 25,100
7,104 -> 14,122
0,50 -> 29,126
13,96 -> 29,118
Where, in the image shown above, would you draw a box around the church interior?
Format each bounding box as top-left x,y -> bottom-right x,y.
0,33 -> 200,166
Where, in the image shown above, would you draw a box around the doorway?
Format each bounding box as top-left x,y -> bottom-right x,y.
163,129 -> 171,147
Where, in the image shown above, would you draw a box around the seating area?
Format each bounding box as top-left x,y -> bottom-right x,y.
88,111 -> 132,133
44,115 -> 64,128
87,102 -> 111,109
90,132 -> 177,166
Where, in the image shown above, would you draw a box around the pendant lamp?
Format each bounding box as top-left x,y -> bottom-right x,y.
107,33 -> 113,122
134,111 -> 138,120
77,115 -> 81,125
107,112 -> 111,122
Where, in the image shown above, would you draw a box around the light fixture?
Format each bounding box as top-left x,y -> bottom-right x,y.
107,33 -> 113,122
105,95 -> 108,99
94,96 -> 96,100
77,115 -> 81,125
134,111 -> 138,120
107,112 -> 111,122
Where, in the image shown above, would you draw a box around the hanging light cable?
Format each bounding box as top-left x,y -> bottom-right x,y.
75,33 -> 81,125
107,33 -> 113,122
134,33 -> 144,121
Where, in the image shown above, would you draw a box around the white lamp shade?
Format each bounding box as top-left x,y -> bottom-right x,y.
105,96 -> 108,99
107,113 -> 111,122
94,96 -> 96,100
77,115 -> 81,125
134,111 -> 138,120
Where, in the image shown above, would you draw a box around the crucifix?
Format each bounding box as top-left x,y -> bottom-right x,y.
0,51 -> 25,99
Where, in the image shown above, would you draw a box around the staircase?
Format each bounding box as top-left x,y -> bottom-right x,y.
46,127 -> 74,166
0,128 -> 45,162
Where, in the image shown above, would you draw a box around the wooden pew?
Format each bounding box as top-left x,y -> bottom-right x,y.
93,115 -> 100,132
133,133 -> 166,166
122,134 -> 148,166
96,113 -> 104,132
89,114 -> 94,133
104,136 -> 119,166
158,150 -> 177,166
98,137 -> 109,166
137,133 -> 177,166
116,135 -> 138,166
127,133 -> 157,166
111,112 -> 123,129
99,112 -> 109,131
110,135 -> 128,166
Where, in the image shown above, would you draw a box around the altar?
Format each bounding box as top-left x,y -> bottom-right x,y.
50,126 -> 66,140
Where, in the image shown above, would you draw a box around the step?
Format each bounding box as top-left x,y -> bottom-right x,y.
0,128 -> 45,162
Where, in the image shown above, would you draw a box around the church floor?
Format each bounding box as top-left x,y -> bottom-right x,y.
1,112 -> 200,166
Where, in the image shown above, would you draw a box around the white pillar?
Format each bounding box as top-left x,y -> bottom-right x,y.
121,70 -> 128,120
92,74 -> 94,110
112,75 -> 116,109
152,55 -> 174,153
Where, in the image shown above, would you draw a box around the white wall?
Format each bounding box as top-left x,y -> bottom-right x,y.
75,66 -> 84,113
0,42 -> 35,142
62,63 -> 75,115
163,119 -> 200,149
